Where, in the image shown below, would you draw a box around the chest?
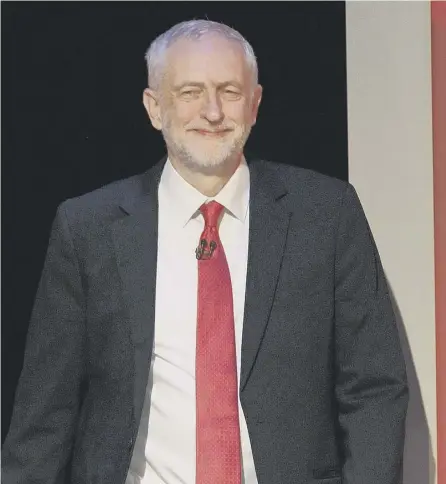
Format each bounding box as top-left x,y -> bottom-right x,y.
154,210 -> 250,373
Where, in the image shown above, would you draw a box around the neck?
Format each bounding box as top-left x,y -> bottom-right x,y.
168,153 -> 243,197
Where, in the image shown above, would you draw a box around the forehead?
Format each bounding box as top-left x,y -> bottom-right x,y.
164,35 -> 250,87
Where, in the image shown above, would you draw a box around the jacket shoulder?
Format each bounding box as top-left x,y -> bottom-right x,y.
258,159 -> 349,202
57,171 -> 147,227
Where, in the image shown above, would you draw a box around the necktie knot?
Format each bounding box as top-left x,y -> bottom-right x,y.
200,201 -> 224,229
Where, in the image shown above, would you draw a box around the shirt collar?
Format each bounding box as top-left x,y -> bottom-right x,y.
159,157 -> 250,228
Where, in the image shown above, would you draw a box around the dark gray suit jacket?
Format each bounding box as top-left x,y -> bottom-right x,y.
2,156 -> 408,484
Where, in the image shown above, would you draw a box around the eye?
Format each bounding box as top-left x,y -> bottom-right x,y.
180,90 -> 200,98
223,89 -> 241,99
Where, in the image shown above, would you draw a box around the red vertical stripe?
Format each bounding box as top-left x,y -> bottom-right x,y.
432,3 -> 446,483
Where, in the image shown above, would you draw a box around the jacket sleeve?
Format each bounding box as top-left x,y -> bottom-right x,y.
334,184 -> 409,484
2,202 -> 87,484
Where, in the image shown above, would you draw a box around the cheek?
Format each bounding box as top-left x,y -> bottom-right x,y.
173,102 -> 201,125
224,102 -> 253,124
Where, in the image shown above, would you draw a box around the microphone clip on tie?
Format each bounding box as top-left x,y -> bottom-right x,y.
196,239 -> 217,260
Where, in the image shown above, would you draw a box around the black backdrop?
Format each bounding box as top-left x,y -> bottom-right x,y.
1,1 -> 348,443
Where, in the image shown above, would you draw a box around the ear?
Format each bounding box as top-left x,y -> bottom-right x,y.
250,84 -> 263,126
143,88 -> 162,131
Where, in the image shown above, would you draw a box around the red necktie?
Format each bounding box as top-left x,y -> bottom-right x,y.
195,201 -> 242,484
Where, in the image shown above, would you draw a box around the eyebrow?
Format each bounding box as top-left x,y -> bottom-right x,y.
172,81 -> 243,91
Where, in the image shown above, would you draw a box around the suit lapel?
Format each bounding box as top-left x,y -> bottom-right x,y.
240,160 -> 291,391
110,157 -> 166,420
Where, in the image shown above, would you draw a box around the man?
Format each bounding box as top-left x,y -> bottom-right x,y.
2,19 -> 408,484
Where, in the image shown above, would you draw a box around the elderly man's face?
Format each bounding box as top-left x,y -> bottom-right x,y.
144,35 -> 262,172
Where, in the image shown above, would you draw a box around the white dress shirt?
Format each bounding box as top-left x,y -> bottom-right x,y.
126,157 -> 259,484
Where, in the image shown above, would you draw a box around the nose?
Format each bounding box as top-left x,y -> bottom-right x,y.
200,92 -> 224,124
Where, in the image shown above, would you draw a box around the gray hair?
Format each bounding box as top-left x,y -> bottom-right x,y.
144,19 -> 258,90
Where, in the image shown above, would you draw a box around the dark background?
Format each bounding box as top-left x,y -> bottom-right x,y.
1,1 -> 348,443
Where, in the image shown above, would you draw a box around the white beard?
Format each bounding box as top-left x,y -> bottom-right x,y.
160,114 -> 251,174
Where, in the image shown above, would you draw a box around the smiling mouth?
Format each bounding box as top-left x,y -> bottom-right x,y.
192,129 -> 231,137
